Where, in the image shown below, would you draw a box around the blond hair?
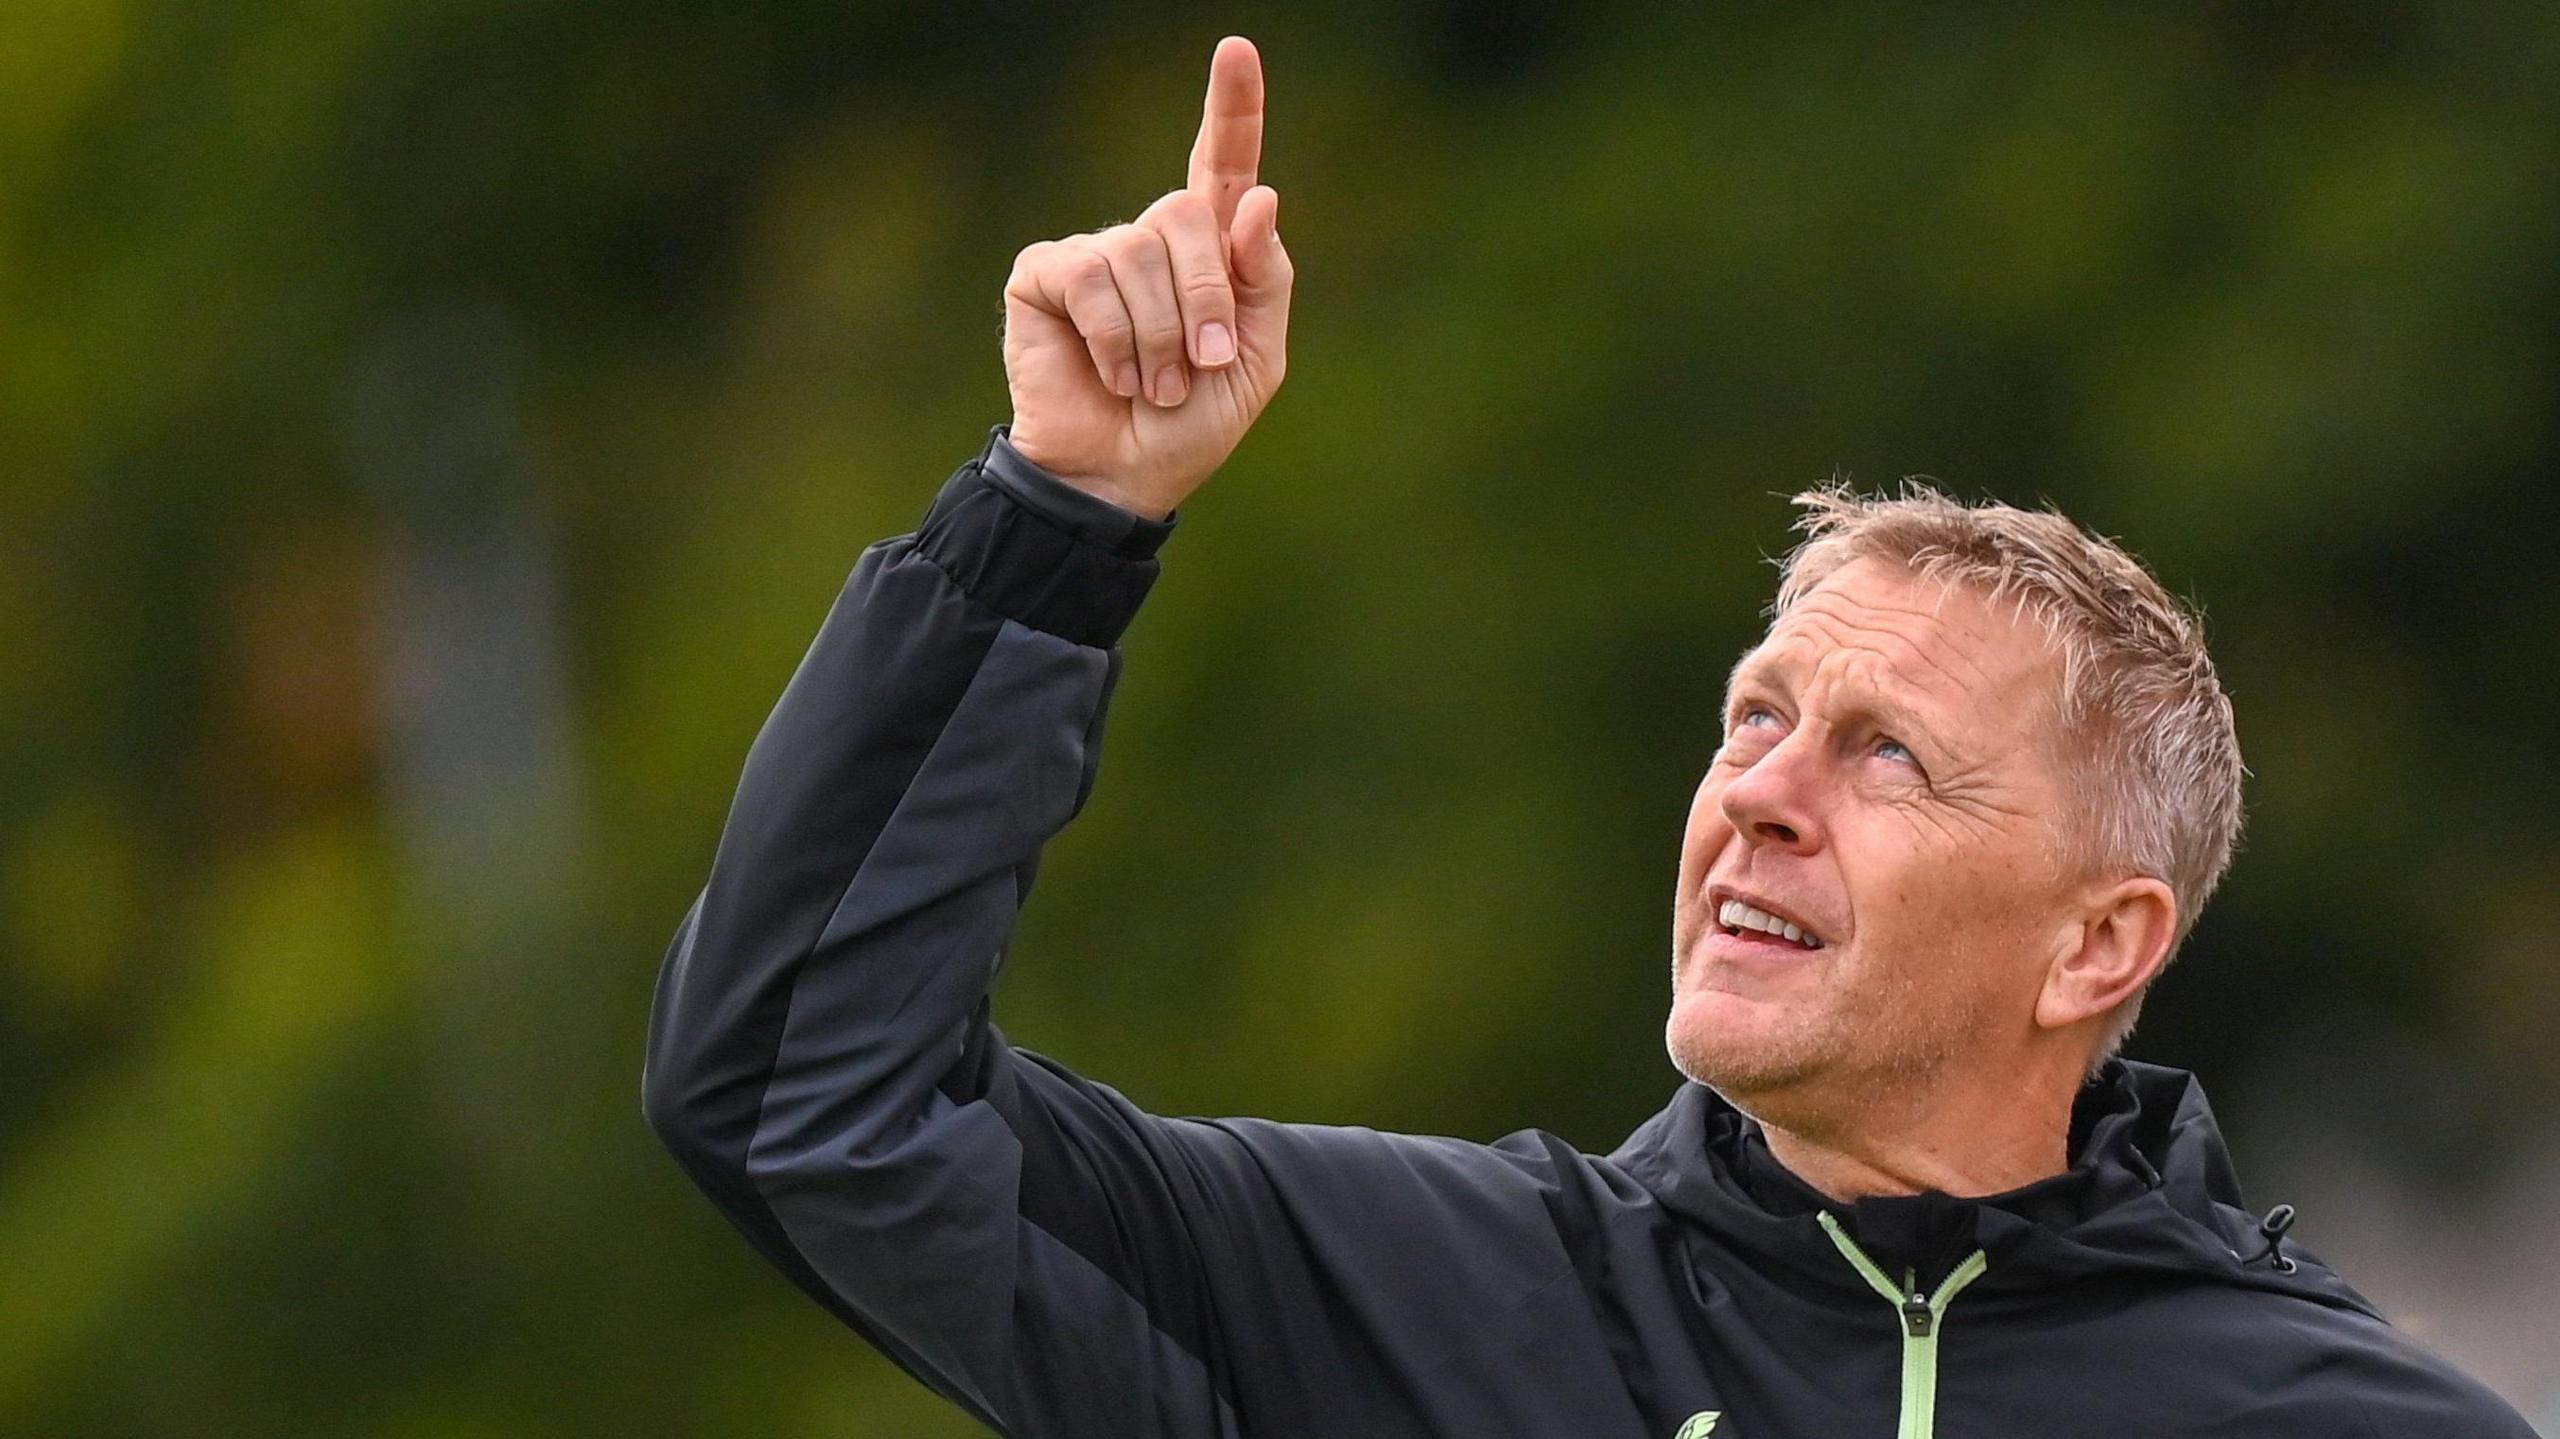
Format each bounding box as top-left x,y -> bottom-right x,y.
1771,480 -> 2244,1064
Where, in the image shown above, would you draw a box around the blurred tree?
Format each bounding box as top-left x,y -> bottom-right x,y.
5,1 -> 2557,1432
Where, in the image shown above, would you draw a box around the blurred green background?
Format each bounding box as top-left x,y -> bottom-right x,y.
6,2 -> 2558,1433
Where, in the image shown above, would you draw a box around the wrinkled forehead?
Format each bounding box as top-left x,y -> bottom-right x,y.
1731,561 -> 2063,745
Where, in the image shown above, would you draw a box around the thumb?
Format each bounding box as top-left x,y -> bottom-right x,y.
1228,185 -> 1290,303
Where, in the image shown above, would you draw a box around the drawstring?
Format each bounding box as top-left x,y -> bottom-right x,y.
2249,1203 -> 2298,1273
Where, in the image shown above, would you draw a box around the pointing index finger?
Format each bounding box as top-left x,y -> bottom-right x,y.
1186,36 -> 1264,231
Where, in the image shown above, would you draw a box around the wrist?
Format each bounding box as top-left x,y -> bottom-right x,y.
984,426 -> 1179,556
1003,427 -> 1178,521
917,446 -> 1166,648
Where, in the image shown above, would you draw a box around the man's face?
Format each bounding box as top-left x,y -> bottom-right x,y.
1668,557 -> 2079,1125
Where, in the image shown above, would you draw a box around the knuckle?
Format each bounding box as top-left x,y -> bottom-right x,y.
1035,240 -> 1071,272
1006,240 -> 1054,288
1060,249 -> 1111,290
1104,226 -> 1169,273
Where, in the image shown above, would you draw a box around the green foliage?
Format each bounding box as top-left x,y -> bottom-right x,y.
6,3 -> 2559,1432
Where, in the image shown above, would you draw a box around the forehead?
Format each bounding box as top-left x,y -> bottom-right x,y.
1731,559 -> 2059,733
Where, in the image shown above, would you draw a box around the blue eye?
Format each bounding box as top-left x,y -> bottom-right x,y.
1877,737 -> 1916,764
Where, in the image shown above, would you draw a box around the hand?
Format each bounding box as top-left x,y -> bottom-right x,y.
1000,36 -> 1293,520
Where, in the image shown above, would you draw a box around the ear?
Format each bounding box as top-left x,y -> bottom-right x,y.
2034,876 -> 2178,1033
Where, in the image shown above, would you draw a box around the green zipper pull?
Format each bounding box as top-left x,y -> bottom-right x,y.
1815,1211 -> 1990,1438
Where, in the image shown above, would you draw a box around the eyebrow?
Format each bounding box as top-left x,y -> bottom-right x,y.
1722,650 -> 1963,761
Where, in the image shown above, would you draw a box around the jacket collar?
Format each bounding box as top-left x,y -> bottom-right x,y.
1609,1059 -> 2381,1316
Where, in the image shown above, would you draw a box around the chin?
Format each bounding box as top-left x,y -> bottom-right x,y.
1664,990 -> 1827,1098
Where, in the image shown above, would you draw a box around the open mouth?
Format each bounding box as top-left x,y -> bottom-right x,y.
1716,898 -> 1824,951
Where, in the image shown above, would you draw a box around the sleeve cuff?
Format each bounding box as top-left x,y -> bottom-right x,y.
911,427 -> 1177,648
982,424 -> 1179,557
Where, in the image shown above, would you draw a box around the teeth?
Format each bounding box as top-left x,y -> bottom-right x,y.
1716,899 -> 1821,949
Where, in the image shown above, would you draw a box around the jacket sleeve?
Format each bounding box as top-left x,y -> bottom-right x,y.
640,433 -> 1589,1439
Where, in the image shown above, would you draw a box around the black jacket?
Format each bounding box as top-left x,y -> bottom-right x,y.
643,429 -> 2539,1438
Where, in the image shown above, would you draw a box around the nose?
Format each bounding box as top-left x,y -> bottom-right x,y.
1717,729 -> 1823,855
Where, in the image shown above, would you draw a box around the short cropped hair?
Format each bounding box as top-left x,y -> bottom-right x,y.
1769,481 -> 2245,1064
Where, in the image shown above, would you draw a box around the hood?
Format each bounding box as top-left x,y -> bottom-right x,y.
1609,1058 -> 2382,1319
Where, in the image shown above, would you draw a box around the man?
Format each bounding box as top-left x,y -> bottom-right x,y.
643,36 -> 2537,1439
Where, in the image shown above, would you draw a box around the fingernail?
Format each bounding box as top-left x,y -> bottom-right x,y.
1155,365 -> 1188,405
1197,321 -> 1235,366
1114,363 -> 1141,398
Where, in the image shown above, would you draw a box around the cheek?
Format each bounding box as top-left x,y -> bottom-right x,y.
1680,775 -> 1733,873
1842,827 -> 2050,984
1833,815 -> 1991,966
1831,811 -> 1916,904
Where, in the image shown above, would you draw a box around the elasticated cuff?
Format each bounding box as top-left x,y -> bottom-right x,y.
981,424 -> 1180,555
913,429 -> 1174,648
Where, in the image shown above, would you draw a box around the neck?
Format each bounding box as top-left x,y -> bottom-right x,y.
1750,1050 -> 2082,1203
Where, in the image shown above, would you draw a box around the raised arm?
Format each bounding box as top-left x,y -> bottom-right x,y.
641,420 -> 1191,1430
642,40 -> 1597,1438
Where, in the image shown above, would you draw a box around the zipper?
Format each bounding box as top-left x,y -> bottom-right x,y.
1815,1211 -> 1990,1439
